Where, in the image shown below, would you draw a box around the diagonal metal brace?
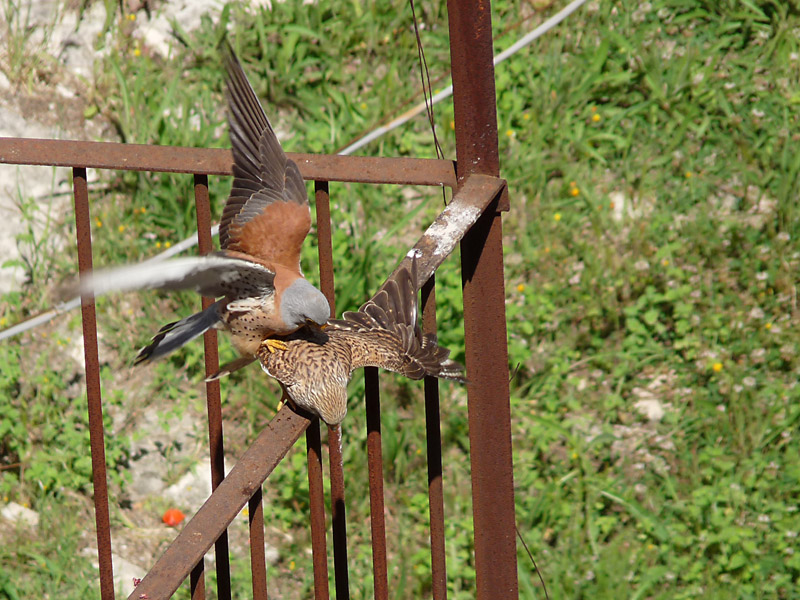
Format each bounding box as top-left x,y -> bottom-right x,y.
385,173 -> 507,289
128,408 -> 310,600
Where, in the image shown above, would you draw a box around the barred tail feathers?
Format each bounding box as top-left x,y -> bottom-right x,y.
135,300 -> 223,364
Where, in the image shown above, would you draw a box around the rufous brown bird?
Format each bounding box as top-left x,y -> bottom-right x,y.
81,45 -> 330,374
258,261 -> 466,425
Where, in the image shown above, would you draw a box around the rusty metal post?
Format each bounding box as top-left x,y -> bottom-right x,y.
194,174 -> 232,600
446,1 -> 519,598
314,180 -> 351,599
309,180 -> 335,600
306,422 -> 331,600
73,167 -> 116,600
364,368 -> 388,600
314,180 -> 336,306
248,488 -> 269,599
421,277 -> 448,600
327,425 -> 350,599
190,563 -> 205,600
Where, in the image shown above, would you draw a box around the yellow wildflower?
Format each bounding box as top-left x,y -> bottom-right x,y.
516,283 -> 525,293
765,322 -> 772,330
554,213 -> 562,222
712,362 -> 723,373
165,241 -> 172,249
118,225 -> 125,233
591,113 -> 601,122
570,187 -> 580,197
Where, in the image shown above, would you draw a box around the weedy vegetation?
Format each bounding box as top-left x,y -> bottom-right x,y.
1,0 -> 799,598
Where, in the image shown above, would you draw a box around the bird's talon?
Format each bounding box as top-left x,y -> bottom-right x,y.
264,338 -> 289,354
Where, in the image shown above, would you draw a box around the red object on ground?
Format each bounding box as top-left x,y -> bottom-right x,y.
162,508 -> 185,527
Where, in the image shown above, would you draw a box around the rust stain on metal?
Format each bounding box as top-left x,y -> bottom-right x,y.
128,407 -> 310,600
194,175 -> 232,600
385,173 -> 505,289
421,278 -> 448,600
73,167 -> 116,600
327,424 -> 351,600
248,488 -> 269,599
306,422 -> 331,600
0,137 -> 456,187
314,181 -> 337,315
364,369 -> 388,600
448,2 -> 520,597
309,178 -> 335,600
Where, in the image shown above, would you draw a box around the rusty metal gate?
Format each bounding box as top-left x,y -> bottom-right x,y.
0,1 -> 518,598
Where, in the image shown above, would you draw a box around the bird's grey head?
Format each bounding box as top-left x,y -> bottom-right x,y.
280,278 -> 331,330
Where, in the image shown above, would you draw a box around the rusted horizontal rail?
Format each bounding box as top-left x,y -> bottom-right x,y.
129,407 -> 311,600
126,171 -> 505,600
0,137 -> 457,187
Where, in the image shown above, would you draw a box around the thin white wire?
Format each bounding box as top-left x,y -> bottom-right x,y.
339,0 -> 589,155
0,0 -> 587,342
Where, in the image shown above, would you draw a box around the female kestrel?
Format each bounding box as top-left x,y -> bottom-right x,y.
82,45 -> 329,370
258,262 -> 467,425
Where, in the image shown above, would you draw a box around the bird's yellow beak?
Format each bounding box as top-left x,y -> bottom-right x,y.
305,319 -> 328,332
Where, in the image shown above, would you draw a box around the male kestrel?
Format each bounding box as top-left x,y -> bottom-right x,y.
258,261 -> 466,425
82,45 -> 330,372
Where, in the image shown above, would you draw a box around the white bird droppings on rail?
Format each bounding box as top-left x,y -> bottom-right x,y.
424,204 -> 483,256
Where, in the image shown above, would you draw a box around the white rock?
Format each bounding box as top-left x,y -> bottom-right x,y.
163,461 -> 214,514
633,398 -> 665,422
0,501 -> 40,528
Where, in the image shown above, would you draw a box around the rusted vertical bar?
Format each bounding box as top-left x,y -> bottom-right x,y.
194,174 -> 232,600
306,422 -> 330,600
314,180 -> 350,598
314,180 -> 336,306
249,488 -> 269,599
327,425 -> 350,599
73,167 -> 115,600
364,368 -> 388,600
190,563 -> 205,599
421,277 -> 448,600
446,1 -> 519,599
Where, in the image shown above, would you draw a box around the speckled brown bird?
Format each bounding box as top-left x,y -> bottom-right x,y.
81,45 -> 329,371
258,262 -> 466,425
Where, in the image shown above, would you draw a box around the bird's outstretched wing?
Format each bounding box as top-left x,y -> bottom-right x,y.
220,44 -> 311,270
329,263 -> 467,382
79,254 -> 275,299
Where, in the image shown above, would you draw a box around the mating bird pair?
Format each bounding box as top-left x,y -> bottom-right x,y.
82,45 -> 465,425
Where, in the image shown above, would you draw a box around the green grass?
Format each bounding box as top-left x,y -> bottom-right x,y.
2,0 -> 800,597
